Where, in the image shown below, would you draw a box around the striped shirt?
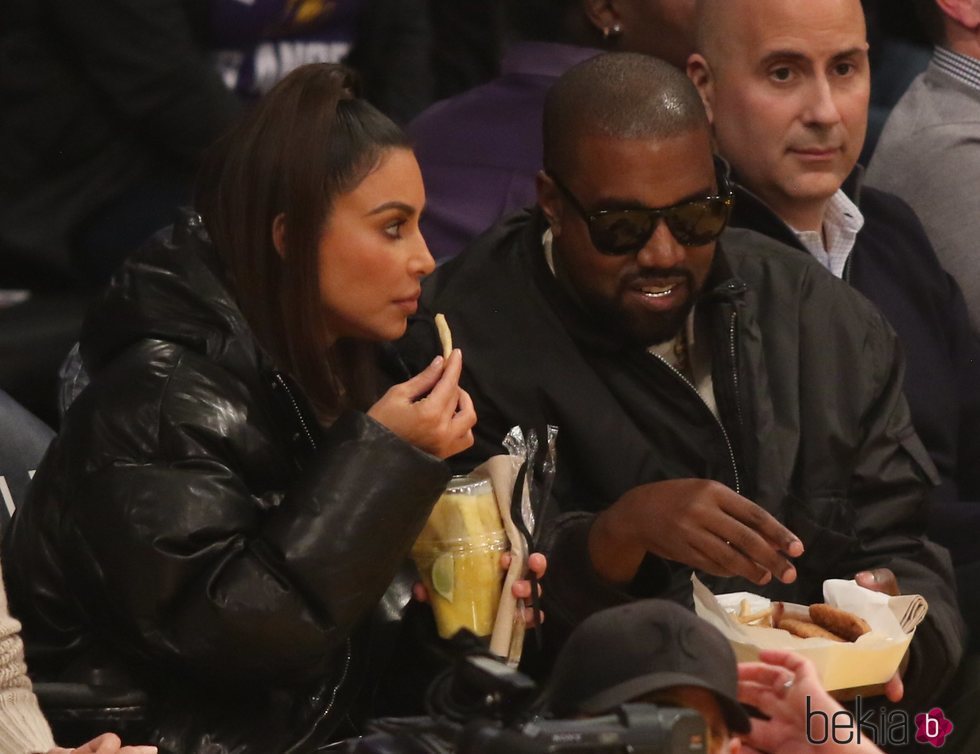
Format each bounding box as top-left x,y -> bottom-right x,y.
933,46 -> 980,93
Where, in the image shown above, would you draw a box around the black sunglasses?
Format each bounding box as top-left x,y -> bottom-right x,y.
547,167 -> 734,255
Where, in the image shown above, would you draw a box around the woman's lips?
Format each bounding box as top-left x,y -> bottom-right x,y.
393,293 -> 421,314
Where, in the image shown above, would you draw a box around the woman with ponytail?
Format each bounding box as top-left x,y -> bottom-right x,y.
2,63 -> 483,753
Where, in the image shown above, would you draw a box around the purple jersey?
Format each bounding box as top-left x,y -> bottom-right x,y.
209,0 -> 365,97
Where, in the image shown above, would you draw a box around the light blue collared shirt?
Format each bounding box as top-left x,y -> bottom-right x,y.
790,190 -> 865,278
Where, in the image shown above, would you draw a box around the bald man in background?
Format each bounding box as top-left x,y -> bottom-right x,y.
688,1 -> 980,720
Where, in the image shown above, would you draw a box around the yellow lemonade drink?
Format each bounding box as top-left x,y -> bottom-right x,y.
412,476 -> 508,639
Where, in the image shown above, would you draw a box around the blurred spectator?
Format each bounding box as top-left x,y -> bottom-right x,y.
0,0 -> 434,288
410,0 -> 699,260
197,0 -> 436,123
0,389 -> 53,529
0,0 -> 242,287
428,0 -> 504,101
867,0 -> 980,335
861,0 -> 931,163
0,562 -> 156,754
0,530 -> 55,754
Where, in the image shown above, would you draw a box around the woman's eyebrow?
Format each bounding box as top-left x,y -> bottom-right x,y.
365,201 -> 416,217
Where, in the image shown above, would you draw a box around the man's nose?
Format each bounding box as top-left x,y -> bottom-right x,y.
802,75 -> 842,127
636,220 -> 685,269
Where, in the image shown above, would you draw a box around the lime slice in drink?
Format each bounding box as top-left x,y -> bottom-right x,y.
431,553 -> 454,602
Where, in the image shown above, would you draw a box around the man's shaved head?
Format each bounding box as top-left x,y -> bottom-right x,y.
688,0 -> 869,230
543,52 -> 709,176
537,52 -> 719,348
694,0 -> 748,72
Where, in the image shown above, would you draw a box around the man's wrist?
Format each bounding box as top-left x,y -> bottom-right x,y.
588,505 -> 646,583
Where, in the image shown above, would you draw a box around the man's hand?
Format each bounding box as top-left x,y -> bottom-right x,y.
855,568 -> 900,597
855,567 -> 905,702
49,732 -> 158,754
588,479 -> 803,585
368,350 -> 477,459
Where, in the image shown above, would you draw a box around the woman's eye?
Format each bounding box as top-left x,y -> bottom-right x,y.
384,220 -> 405,239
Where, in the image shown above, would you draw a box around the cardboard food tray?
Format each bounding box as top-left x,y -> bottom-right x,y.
692,574 -> 927,691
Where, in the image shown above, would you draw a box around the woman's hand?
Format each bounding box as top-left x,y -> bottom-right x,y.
505,551 -> 547,627
414,552 -> 547,627
737,650 -> 883,754
48,732 -> 158,754
368,350 -> 477,459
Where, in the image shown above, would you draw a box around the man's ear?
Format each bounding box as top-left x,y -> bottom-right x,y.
581,0 -> 622,40
536,171 -> 564,237
936,0 -> 980,30
272,213 -> 286,258
727,733 -> 743,754
687,54 -> 717,125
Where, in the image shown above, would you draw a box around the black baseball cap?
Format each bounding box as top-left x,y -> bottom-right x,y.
541,599 -> 751,733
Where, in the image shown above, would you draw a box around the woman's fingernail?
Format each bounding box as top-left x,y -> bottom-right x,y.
432,355 -> 443,366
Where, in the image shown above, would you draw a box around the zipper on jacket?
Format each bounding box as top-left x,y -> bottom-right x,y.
728,311 -> 744,433
287,638 -> 353,753
316,638 -> 352,731
274,372 -> 318,452
647,350 -> 742,496
273,373 -> 354,749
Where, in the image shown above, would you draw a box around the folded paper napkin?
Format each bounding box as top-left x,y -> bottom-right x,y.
822,579 -> 928,633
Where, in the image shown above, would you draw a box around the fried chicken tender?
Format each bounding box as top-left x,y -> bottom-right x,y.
777,617 -> 846,642
809,603 -> 871,642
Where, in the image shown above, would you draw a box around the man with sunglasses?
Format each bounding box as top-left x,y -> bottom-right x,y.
403,52 -> 961,704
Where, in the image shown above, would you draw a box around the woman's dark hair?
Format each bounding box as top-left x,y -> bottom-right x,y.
195,63 -> 410,419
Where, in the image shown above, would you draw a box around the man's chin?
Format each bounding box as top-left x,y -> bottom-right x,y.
785,168 -> 852,200
622,305 -> 691,348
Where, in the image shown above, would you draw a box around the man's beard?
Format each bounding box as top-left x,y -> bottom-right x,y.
580,268 -> 699,348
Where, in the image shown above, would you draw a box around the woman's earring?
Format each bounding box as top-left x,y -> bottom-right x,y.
603,23 -> 623,41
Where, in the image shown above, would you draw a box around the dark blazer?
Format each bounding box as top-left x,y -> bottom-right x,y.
728,170 -> 980,564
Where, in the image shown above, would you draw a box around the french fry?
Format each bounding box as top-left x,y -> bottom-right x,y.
435,313 -> 453,360
738,606 -> 774,626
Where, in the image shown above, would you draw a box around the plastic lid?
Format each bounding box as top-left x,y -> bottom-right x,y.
444,474 -> 494,497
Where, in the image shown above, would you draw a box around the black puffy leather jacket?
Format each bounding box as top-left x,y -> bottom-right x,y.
2,220 -> 450,752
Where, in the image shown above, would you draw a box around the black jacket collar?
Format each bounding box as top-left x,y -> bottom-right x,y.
728,165 -> 867,254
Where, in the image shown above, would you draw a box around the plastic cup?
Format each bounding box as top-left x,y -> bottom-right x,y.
412,475 -> 508,639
